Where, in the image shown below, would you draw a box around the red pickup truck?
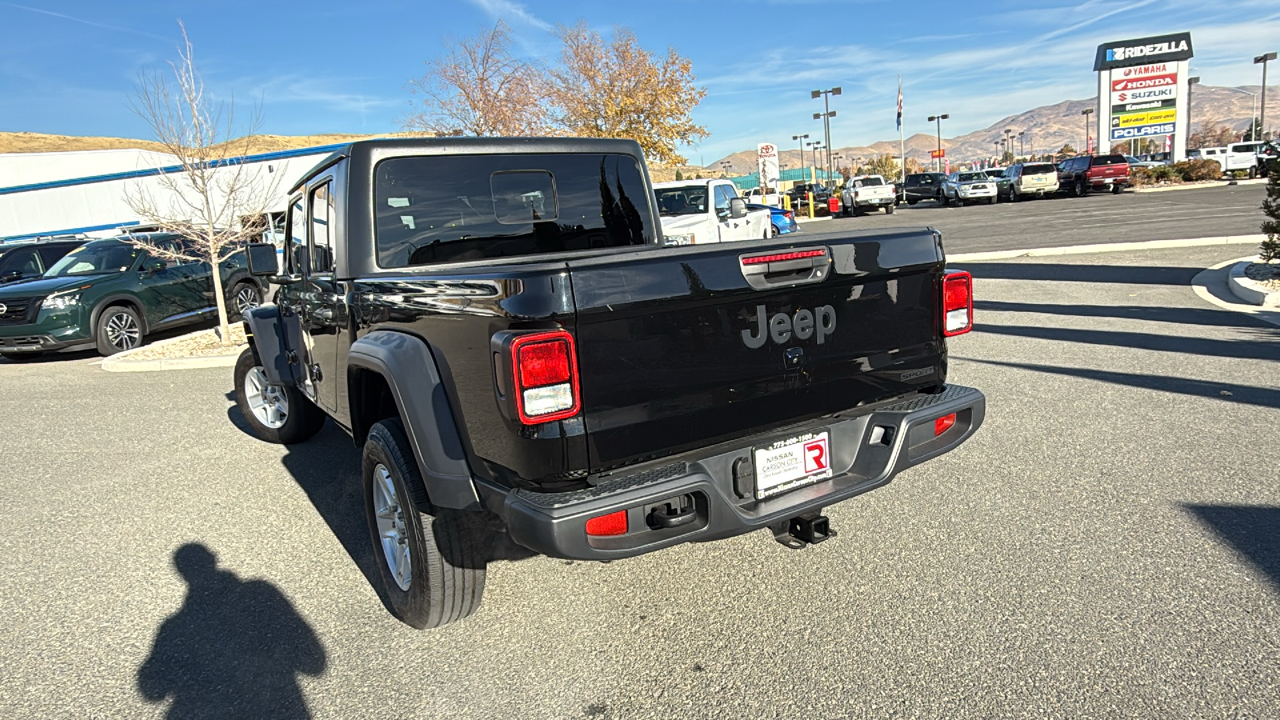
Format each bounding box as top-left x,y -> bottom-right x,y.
1057,154 -> 1129,196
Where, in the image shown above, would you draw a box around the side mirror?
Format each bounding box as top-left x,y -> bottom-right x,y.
729,197 -> 747,219
0,270 -> 21,281
245,242 -> 279,277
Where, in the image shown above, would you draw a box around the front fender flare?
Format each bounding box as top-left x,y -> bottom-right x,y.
242,306 -> 291,386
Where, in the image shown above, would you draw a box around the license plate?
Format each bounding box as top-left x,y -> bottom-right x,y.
754,431 -> 833,499
1103,178 -> 1114,184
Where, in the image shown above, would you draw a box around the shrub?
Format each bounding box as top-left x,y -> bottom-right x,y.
1149,165 -> 1179,183
1173,159 -> 1223,182
1130,167 -> 1154,187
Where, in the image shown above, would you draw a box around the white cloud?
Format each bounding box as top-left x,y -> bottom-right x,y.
465,0 -> 552,31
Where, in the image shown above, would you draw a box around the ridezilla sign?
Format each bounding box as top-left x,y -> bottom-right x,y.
1094,33 -> 1193,161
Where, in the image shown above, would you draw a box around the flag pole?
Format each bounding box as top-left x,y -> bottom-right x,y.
898,75 -> 906,189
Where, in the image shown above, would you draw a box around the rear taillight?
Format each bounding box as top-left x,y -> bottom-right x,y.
511,330 -> 580,424
942,271 -> 972,336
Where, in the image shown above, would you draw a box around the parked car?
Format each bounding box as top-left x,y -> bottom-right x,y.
983,169 -> 1006,182
746,203 -> 799,236
1125,155 -> 1165,169
902,173 -> 947,205
653,179 -> 772,245
840,175 -> 896,215
1223,141 -> 1269,178
1057,154 -> 1129,196
230,136 -> 985,628
0,234 -> 266,359
941,171 -> 997,206
741,187 -> 782,206
996,162 -> 1060,202
786,182 -> 834,212
0,238 -> 84,286
892,179 -> 905,204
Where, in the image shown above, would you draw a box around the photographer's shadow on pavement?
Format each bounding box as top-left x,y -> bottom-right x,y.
137,544 -> 326,719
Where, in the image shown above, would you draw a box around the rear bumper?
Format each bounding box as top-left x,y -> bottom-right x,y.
494,385 -> 985,560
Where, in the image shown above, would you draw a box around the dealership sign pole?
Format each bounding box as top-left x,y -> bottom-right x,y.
757,143 -> 779,201
1095,32 -> 1194,163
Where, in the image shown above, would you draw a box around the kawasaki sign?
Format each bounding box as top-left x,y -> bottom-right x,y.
1094,32 -> 1193,71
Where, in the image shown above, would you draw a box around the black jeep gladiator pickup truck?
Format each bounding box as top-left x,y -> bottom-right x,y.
233,137 -> 985,629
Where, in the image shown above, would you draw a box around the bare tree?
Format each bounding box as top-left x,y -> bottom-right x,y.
404,22 -> 550,137
125,23 -> 279,345
551,23 -> 708,165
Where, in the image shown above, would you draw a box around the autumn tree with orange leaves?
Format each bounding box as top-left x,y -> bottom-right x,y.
404,22 -> 707,165
549,23 -> 707,165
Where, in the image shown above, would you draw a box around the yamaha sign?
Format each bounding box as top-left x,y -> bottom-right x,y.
1094,32 -> 1193,161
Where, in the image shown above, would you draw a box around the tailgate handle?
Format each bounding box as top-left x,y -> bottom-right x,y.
740,248 -> 830,290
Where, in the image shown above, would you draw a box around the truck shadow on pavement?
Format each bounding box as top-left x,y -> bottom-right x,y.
225,400 -> 537,619
954,262 -> 1200,285
972,324 -> 1280,362
958,359 -> 1280,410
1183,505 -> 1280,593
974,300 -> 1263,329
137,543 -> 326,719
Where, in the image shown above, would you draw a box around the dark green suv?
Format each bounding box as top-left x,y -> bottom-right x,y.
0,234 -> 265,359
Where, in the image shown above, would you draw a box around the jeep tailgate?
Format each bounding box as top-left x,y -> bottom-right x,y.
565,228 -> 947,472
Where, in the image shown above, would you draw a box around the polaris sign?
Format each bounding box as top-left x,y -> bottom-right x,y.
1094,33 -> 1193,71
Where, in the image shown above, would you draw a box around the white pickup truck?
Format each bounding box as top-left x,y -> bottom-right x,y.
840,175 -> 896,216
653,179 -> 772,245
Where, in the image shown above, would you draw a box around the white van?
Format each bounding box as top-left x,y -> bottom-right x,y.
1224,142 -> 1265,177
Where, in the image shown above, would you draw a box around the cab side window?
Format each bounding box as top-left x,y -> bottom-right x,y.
309,182 -> 334,274
713,185 -> 732,214
286,195 -> 307,274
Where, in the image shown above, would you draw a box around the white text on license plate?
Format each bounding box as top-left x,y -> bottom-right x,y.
753,431 -> 833,500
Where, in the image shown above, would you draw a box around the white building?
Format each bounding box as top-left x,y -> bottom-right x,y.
0,144 -> 345,241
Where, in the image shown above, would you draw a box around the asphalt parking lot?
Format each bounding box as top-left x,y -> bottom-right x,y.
1,241 -> 1276,717
816,182 -> 1268,254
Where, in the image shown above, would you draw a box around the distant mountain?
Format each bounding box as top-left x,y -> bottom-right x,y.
708,84 -> 1280,171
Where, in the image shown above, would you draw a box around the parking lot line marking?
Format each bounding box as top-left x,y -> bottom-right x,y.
949,234 -> 1265,262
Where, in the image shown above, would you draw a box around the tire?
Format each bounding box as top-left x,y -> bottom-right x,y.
95,304 -> 144,356
233,348 -> 327,444
1074,178 -> 1086,197
770,224 -> 779,237
1248,166 -> 1258,179
1010,187 -> 1019,203
1111,183 -> 1122,194
230,282 -> 263,320
885,204 -> 895,214
907,199 -> 918,206
363,418 -> 488,629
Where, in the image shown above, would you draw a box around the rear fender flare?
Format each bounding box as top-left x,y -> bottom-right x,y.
347,330 -> 479,511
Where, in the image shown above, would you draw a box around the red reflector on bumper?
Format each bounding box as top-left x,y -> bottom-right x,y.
585,510 -> 628,536
935,413 -> 957,436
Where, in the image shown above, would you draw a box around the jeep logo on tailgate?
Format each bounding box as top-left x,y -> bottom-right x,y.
742,304 -> 836,349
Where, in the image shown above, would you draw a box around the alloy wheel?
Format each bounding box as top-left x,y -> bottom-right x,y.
372,464 -> 412,591
243,365 -> 289,429
234,285 -> 261,316
105,312 -> 141,351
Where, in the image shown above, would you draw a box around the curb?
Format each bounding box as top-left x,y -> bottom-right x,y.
1133,178 -> 1268,194
949,234 -> 1266,262
1227,257 -> 1280,308
101,327 -> 244,373
795,215 -> 833,224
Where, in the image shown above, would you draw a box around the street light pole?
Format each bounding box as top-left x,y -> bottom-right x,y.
812,87 -> 842,182
1081,108 -> 1094,154
792,133 -> 809,180
1188,76 -> 1200,145
927,114 -> 949,172
1256,52 -> 1277,141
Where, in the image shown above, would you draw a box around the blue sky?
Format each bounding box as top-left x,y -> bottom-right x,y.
1,0 -> 1277,164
